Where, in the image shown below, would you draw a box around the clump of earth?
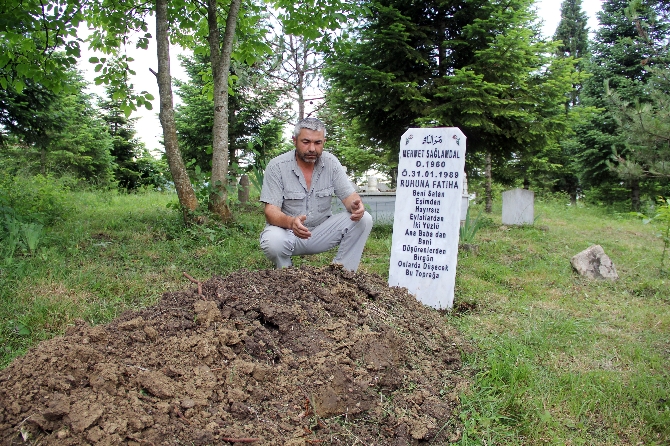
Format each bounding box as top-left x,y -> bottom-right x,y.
0,265 -> 470,445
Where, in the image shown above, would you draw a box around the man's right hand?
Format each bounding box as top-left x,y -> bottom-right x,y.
291,215 -> 312,239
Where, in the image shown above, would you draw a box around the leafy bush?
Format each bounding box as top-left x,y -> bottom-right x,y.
135,153 -> 172,191
0,173 -> 74,225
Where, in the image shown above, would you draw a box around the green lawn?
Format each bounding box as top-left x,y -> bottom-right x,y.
1,190 -> 668,445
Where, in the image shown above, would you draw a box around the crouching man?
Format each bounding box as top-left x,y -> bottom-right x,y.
259,118 -> 373,271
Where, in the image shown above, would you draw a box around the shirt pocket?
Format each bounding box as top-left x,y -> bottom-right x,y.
282,190 -> 306,216
315,186 -> 335,213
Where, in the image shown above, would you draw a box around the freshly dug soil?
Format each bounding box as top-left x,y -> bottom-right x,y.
0,265 -> 470,445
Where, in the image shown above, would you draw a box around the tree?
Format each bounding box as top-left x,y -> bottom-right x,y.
438,0 -> 581,210
554,0 -> 590,106
99,86 -> 146,189
577,0 -> 670,209
86,0 -> 356,221
174,54 -> 289,174
325,0 -> 579,210
324,0 -> 489,182
0,67 -> 114,183
607,65 -> 670,188
154,0 -> 198,214
83,0 -> 197,209
0,0 -> 85,93
549,0 -> 592,203
206,0 -> 243,221
267,34 -> 325,120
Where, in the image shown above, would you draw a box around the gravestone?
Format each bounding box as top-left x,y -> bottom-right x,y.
388,127 -> 466,309
331,191 -> 396,224
460,173 -> 470,222
502,188 -> 534,225
367,175 -> 379,192
238,174 -> 250,204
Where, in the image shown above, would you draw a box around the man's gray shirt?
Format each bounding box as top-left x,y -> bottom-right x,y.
260,150 -> 355,230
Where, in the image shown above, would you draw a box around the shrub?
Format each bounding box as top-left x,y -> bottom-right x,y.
0,172 -> 74,225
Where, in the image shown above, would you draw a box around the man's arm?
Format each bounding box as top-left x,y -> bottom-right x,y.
342,192 -> 365,221
264,203 -> 312,239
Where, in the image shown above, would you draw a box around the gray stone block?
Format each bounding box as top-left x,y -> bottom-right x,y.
570,244 -> 619,281
502,188 -> 534,225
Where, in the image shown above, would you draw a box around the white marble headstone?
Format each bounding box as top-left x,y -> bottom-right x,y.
388,127 -> 466,309
502,188 -> 534,225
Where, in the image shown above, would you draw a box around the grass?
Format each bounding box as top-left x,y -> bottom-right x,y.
448,198 -> 670,445
1,189 -> 270,366
1,190 -> 669,445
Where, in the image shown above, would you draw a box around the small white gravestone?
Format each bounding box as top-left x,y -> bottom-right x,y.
367,175 -> 378,192
388,127 -> 466,309
460,173 -> 469,223
502,188 -> 534,225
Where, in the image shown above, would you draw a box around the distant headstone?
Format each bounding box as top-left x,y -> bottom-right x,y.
460,173 -> 469,223
238,174 -> 250,204
502,188 -> 534,225
388,127 -> 466,309
332,192 -> 396,224
367,175 -> 379,192
571,245 -> 619,281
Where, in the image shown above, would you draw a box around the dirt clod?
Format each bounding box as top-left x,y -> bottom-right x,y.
0,265 -> 470,445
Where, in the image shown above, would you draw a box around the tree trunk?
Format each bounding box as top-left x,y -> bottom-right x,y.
485,151 -> 492,213
568,176 -> 578,205
631,179 -> 641,212
40,147 -> 46,175
207,0 -> 242,222
291,35 -> 306,120
155,0 -> 197,215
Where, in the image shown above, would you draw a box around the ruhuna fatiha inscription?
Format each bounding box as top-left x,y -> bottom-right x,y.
388,128 -> 467,309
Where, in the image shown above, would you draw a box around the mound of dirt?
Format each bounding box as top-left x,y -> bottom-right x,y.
0,265 -> 470,445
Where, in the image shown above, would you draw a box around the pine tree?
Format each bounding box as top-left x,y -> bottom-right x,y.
577,0 -> 670,209
99,86 -> 146,190
554,0 -> 590,106
607,65 -> 670,179
324,0 -> 489,168
429,0 -> 576,210
325,0 -> 577,209
550,0 -> 591,203
0,68 -> 115,184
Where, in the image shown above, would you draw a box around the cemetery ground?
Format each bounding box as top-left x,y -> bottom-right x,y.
1,189 -> 669,445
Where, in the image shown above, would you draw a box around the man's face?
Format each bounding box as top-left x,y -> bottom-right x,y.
293,128 -> 325,164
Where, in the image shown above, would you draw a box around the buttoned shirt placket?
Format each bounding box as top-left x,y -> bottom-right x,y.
293,156 -> 324,224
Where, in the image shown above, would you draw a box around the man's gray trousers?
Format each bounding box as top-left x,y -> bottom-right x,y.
260,211 -> 373,272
